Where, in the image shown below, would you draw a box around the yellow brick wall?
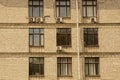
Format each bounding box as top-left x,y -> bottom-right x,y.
0,28 -> 29,52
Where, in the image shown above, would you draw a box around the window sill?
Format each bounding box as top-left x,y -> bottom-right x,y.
29,75 -> 44,77
85,75 -> 100,77
84,45 -> 99,47
57,45 -> 72,48
30,46 -> 44,48
83,17 -> 97,18
58,75 -> 73,77
56,17 -> 71,19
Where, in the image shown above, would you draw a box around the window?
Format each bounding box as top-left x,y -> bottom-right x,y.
82,0 -> 97,17
56,0 -> 70,17
29,0 -> 43,17
57,28 -> 71,46
29,28 -> 44,47
85,57 -> 99,76
57,57 -> 72,76
29,57 -> 44,76
84,28 -> 98,46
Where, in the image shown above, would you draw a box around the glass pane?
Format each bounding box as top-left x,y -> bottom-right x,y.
83,7 -> 86,17
68,58 -> 72,63
57,64 -> 60,75
34,35 -> 40,46
33,7 -> 39,17
29,58 -> 33,63
67,1 -> 70,5
60,1 -> 66,5
29,29 -> 33,33
61,58 -> 67,63
83,1 -> 86,5
61,29 -> 67,34
61,35 -> 67,45
39,58 -> 44,64
67,29 -> 71,34
40,7 -> 43,17
33,1 -> 39,5
56,1 -> 59,5
39,65 -> 44,74
67,35 -> 71,45
29,1 -> 32,5
85,64 -> 89,75
93,1 -> 97,5
57,35 -> 61,45
67,7 -> 70,17
94,6 -> 96,17
60,7 -> 66,17
29,7 -> 33,17
40,35 -> 44,46
61,64 -> 67,75
68,64 -> 72,75
40,1 -> 43,5
87,1 -> 92,5
56,7 -> 59,17
87,6 -> 93,17
34,29 -> 39,34
40,29 -> 44,33
89,64 -> 94,75
34,64 -> 40,75
95,64 -> 99,75
30,35 -> 33,46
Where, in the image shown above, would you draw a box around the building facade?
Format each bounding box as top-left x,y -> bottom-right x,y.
0,0 -> 120,80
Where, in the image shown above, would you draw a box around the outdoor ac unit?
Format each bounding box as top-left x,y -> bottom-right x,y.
57,46 -> 62,51
56,17 -> 63,23
90,17 -> 97,23
29,17 -> 36,23
40,17 -> 44,23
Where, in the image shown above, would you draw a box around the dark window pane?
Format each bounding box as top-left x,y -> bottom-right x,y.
29,57 -> 44,76
84,28 -> 98,46
57,28 -> 71,46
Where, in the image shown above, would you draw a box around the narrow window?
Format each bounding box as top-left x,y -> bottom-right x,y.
57,57 -> 72,76
56,0 -> 70,17
29,28 -> 44,47
85,57 -> 99,76
29,57 -> 44,76
57,28 -> 71,46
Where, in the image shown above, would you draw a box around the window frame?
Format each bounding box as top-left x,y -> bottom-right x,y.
57,57 -> 72,77
57,28 -> 71,46
82,0 -> 97,17
85,57 -> 100,76
29,57 -> 44,76
84,28 -> 98,47
29,28 -> 44,47
56,0 -> 71,17
29,0 -> 44,17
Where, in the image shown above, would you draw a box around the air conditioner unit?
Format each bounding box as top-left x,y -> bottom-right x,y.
56,17 -> 63,23
29,17 -> 36,23
57,46 -> 62,52
90,17 -> 97,23
40,17 -> 44,23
